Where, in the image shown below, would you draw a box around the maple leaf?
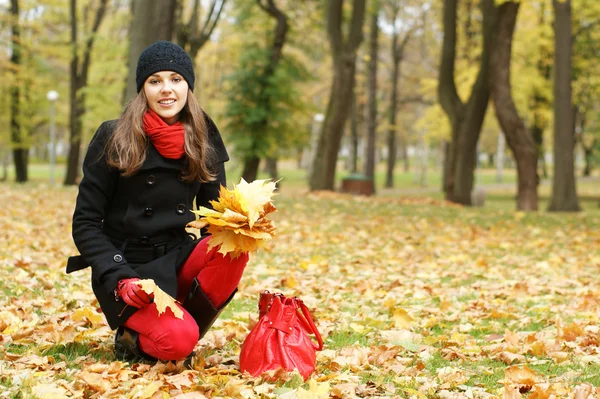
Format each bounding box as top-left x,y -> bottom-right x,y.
135,279 -> 183,320
188,178 -> 277,257
71,307 -> 103,327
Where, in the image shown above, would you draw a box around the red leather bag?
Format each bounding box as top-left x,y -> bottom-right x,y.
239,291 -> 324,380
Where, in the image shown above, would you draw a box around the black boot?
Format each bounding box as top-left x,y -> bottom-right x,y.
183,278 -> 237,339
114,326 -> 157,362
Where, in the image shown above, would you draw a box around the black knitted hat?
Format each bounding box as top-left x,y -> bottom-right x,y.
136,41 -> 195,93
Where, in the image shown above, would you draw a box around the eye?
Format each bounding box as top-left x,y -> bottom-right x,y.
148,79 -> 159,84
173,77 -> 182,83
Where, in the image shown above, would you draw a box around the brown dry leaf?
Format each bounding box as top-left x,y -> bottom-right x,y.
573,384 -> 594,399
164,370 -> 197,390
77,371 -> 112,393
503,384 -> 523,399
135,279 -> 183,319
504,365 -> 540,388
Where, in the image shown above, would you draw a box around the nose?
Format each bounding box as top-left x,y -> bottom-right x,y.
160,81 -> 173,93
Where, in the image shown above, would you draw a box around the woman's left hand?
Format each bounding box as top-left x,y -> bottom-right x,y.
117,278 -> 153,309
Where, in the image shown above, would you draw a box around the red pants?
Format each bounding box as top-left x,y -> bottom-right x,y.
123,237 -> 249,360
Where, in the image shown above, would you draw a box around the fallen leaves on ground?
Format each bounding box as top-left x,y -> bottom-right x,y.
1,185 -> 600,398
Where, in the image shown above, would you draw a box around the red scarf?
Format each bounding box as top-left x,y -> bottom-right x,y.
143,110 -> 185,159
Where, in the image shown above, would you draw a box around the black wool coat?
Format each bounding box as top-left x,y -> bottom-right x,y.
68,115 -> 228,329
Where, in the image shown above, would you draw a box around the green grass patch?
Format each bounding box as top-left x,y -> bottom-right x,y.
326,330 -> 372,348
42,342 -> 113,364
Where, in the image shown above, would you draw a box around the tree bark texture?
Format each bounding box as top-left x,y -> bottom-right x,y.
350,88 -> 359,174
364,10 -> 378,186
489,2 -> 538,211
241,0 -> 289,182
438,0 -> 494,205
10,0 -> 27,183
548,0 -> 580,211
309,0 -> 367,191
65,0 -> 108,186
124,0 -> 177,104
241,157 -> 261,182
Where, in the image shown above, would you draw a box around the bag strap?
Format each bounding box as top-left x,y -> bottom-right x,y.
296,299 -> 324,351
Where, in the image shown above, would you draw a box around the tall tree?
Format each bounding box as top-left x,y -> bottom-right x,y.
241,0 -> 288,182
438,0 -> 495,205
528,2 -> 552,181
10,0 -> 26,183
490,1 -> 538,211
123,0 -> 177,103
309,0 -> 367,191
64,0 -> 108,185
548,0 -> 580,211
383,0 -> 415,188
364,3 -> 379,187
176,0 -> 228,69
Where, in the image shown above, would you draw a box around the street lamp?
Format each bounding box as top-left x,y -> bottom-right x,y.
46,90 -> 58,185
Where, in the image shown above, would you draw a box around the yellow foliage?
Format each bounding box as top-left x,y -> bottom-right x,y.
188,178 -> 277,258
135,279 -> 183,320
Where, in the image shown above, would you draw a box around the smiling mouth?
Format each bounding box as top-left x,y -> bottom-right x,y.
159,99 -> 176,105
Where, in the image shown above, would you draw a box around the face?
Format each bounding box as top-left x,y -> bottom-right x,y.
143,71 -> 189,124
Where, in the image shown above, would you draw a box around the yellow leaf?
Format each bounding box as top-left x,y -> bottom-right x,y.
187,178 -> 277,257
72,307 -> 104,327
131,381 -> 164,399
235,178 -> 278,227
393,308 -> 414,329
297,380 -> 330,399
30,383 -> 69,399
135,279 -> 183,320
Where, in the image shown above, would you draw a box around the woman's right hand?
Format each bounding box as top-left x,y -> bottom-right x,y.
116,278 -> 152,308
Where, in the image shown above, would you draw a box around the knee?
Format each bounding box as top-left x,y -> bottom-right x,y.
153,320 -> 199,361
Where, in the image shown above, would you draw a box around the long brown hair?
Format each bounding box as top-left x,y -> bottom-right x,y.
106,90 -> 217,183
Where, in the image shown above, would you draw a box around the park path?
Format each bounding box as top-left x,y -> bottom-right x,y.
378,175 -> 600,197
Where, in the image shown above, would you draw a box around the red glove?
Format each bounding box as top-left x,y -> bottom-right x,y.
116,278 -> 152,309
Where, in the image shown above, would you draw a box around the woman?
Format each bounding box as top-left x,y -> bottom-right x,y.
67,41 -> 249,362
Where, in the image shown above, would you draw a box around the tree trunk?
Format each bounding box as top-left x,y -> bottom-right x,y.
10,0 -> 27,183
529,2 -> 552,184
265,157 -> 278,180
385,56 -> 398,187
364,10 -> 378,187
349,89 -> 359,174
124,0 -> 177,104
65,0 -> 108,186
242,157 -> 261,182
548,0 -> 580,211
385,5 -> 413,188
438,0 -> 494,205
309,0 -> 367,191
489,2 -> 538,211
240,0 -> 289,182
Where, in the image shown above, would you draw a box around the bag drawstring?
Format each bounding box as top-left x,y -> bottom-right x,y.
296,299 -> 323,351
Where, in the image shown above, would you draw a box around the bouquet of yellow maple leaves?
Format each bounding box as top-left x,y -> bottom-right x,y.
186,178 -> 277,258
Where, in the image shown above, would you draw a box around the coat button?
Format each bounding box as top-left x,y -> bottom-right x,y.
176,204 -> 187,215
144,207 -> 154,216
139,236 -> 149,244
146,175 -> 156,186
113,254 -> 123,262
